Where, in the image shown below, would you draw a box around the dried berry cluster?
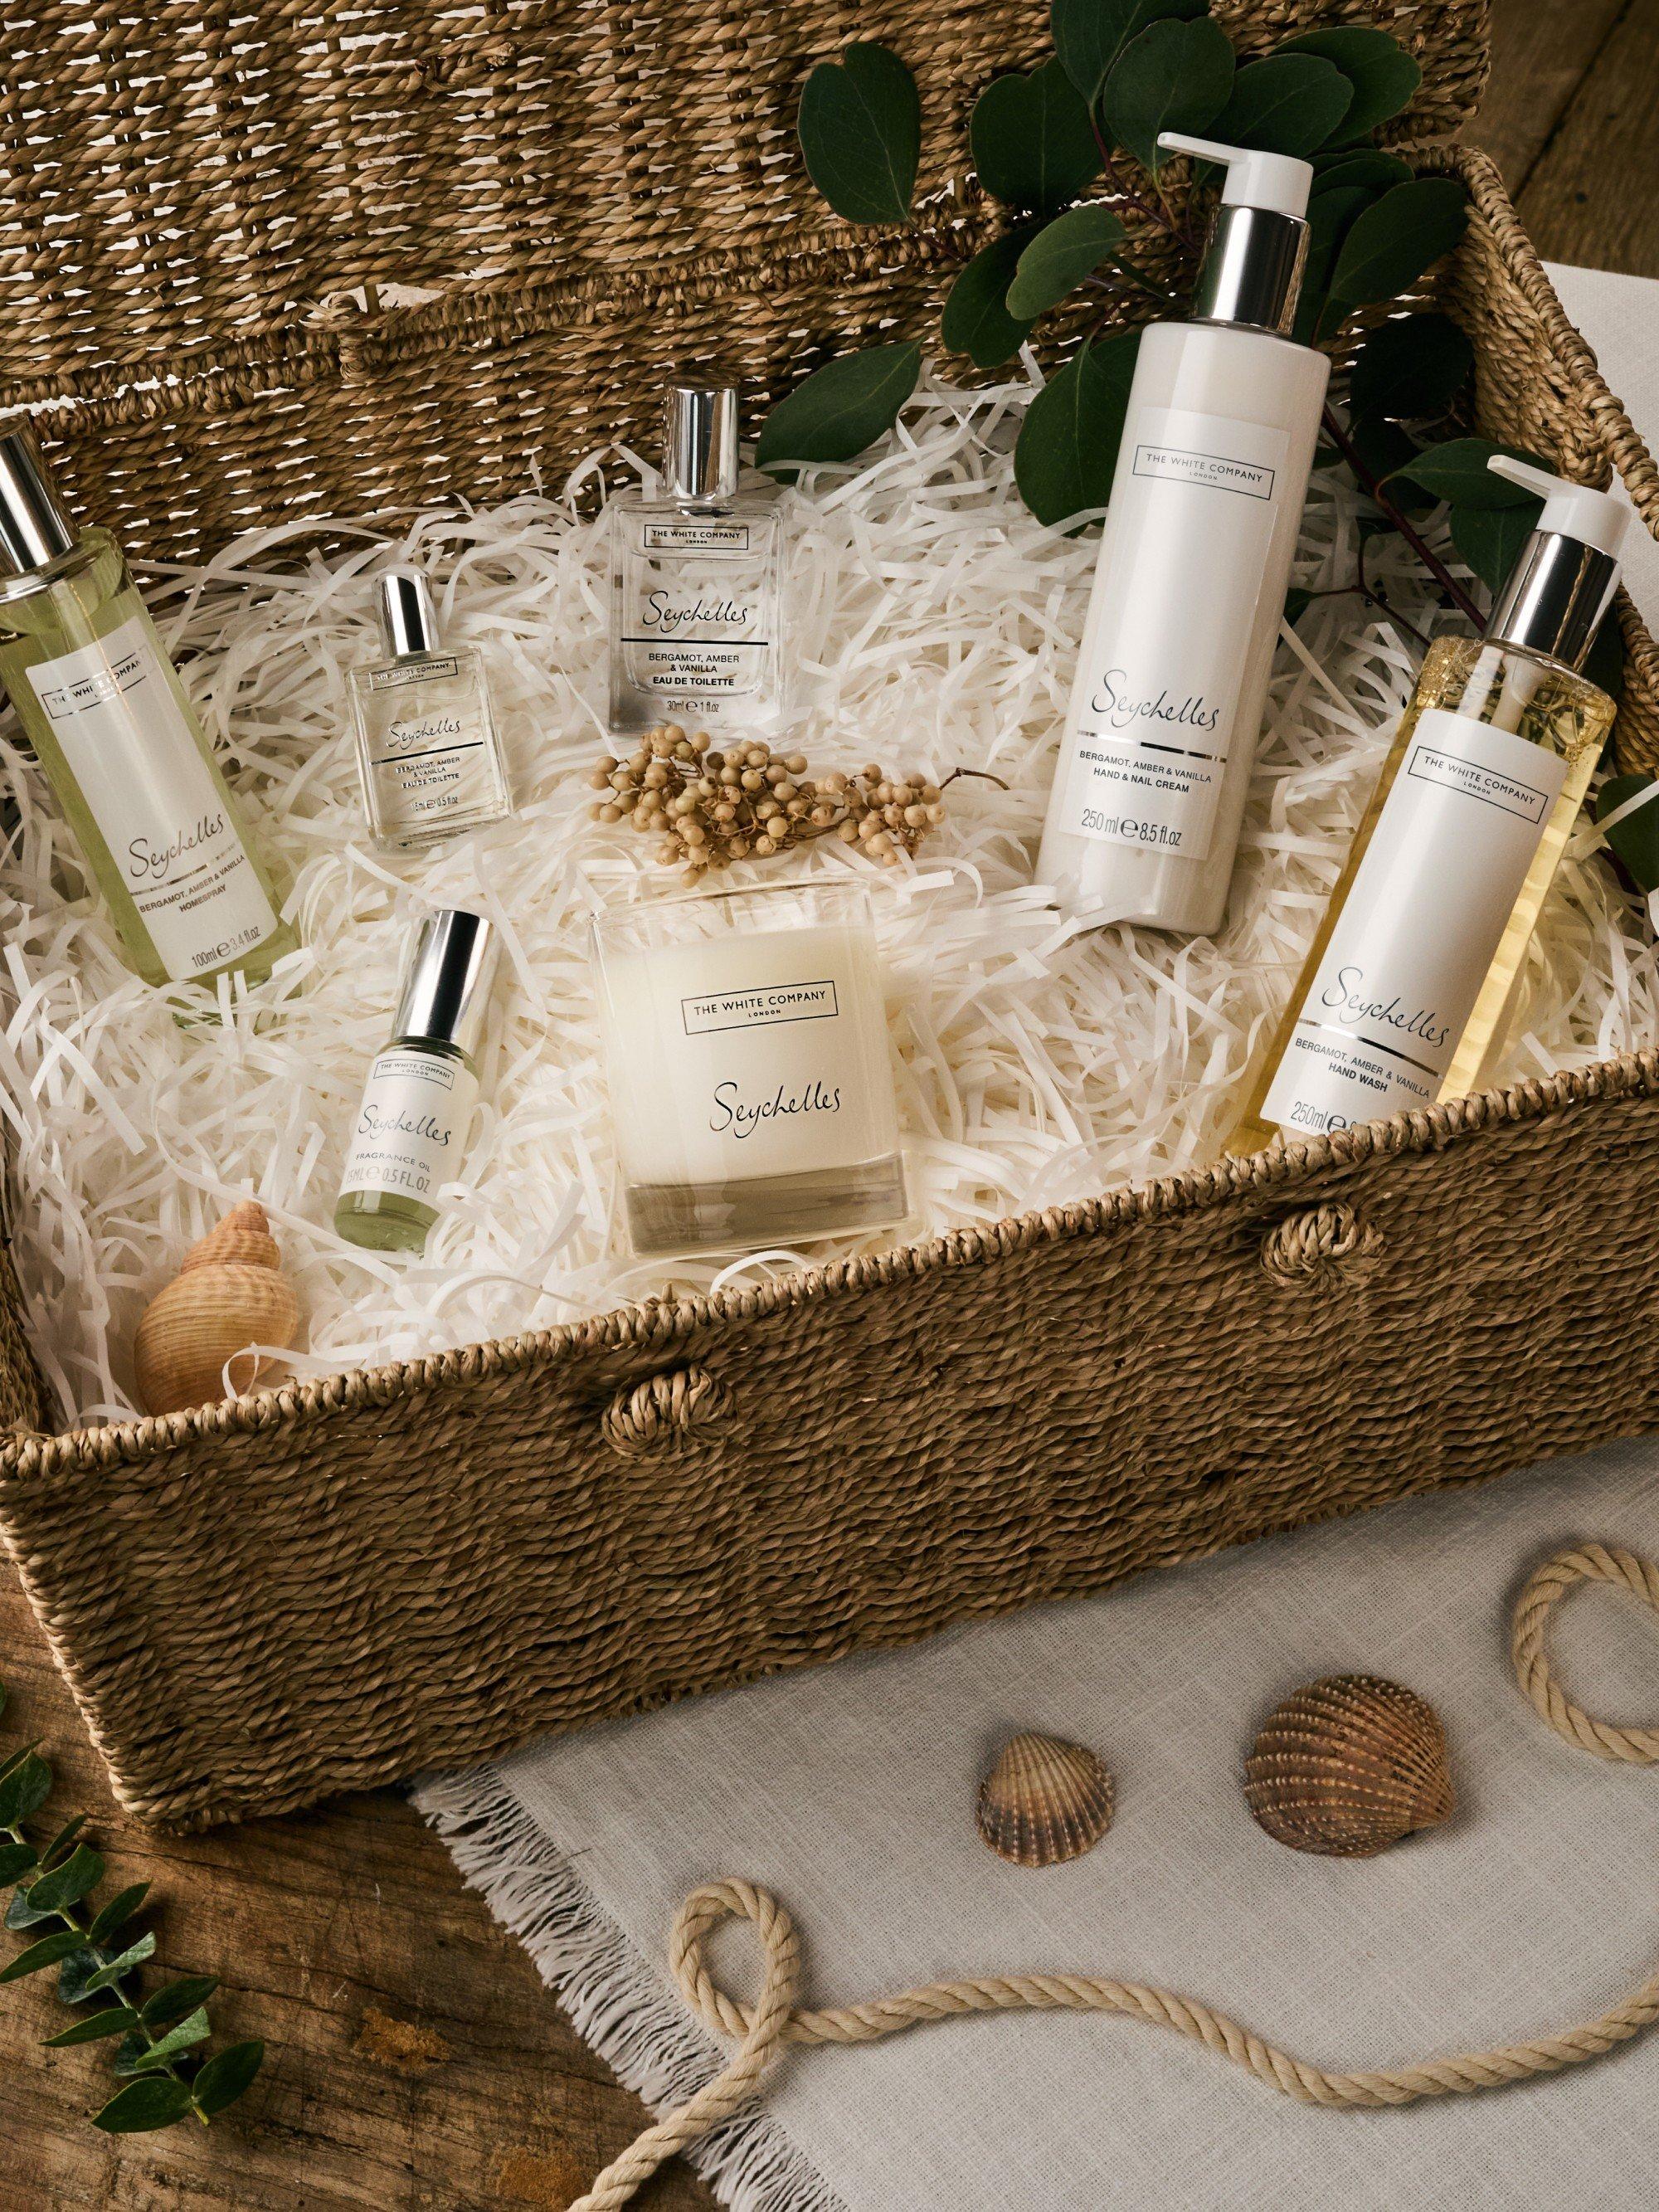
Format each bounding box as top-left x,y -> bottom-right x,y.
588,724 -> 947,883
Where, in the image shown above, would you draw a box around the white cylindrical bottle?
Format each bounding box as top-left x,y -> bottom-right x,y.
1036,135 -> 1331,936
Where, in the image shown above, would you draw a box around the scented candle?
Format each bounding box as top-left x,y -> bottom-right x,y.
591,880 -> 906,1255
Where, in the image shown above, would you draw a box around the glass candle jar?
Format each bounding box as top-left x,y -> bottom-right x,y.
591,879 -> 907,1257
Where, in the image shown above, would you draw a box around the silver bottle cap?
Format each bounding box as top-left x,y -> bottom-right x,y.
377,571 -> 440,659
1190,203 -> 1310,338
1485,531 -> 1620,670
0,427 -> 78,577
662,386 -> 740,505
392,908 -> 497,1057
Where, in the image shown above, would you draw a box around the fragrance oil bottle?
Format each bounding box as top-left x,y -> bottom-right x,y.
0,429 -> 294,989
607,385 -> 784,734
1230,460 -> 1633,1154
348,572 -> 515,850
1036,137 -> 1329,936
335,908 -> 498,1253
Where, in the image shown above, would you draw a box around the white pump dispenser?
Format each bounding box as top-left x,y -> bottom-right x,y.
1034,133 -> 1331,936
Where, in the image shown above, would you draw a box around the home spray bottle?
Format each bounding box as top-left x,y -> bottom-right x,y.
1229,459 -> 1632,1153
1036,136 -> 1329,935
0,429 -> 294,989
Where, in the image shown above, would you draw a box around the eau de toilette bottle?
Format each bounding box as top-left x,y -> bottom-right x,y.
607,386 -> 784,735
335,908 -> 498,1253
1036,137 -> 1329,937
348,573 -> 514,850
1230,460 -> 1633,1154
0,429 -> 294,990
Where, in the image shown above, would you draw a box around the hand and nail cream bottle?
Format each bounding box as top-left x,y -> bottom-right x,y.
335,908 -> 498,1253
348,572 -> 515,850
1036,136 -> 1329,936
607,385 -> 784,736
0,429 -> 294,989
1229,460 -> 1633,1154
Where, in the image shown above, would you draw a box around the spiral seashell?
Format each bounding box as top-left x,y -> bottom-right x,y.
1243,1674 -> 1453,1858
975,1731 -> 1115,1868
133,1200 -> 301,1416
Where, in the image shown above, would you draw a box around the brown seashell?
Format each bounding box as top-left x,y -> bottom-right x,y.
1243,1674 -> 1453,1859
976,1731 -> 1115,1868
133,1201 -> 301,1416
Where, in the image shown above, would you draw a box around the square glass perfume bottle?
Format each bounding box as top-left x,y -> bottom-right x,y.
349,572 -> 515,850
607,385 -> 785,736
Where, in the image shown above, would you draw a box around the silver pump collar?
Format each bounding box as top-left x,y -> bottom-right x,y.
1190,205 -> 1309,339
662,386 -> 740,505
377,572 -> 440,659
1485,529 -> 1619,670
0,429 -> 79,577
392,908 -> 497,1058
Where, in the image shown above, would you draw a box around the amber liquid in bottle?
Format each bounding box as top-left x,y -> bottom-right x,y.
1228,633 -> 1615,1157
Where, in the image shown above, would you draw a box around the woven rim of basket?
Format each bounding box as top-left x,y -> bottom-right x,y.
6,1045 -> 1658,1480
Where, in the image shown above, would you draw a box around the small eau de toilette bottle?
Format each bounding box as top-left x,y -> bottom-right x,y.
1230,459 -> 1634,1155
335,908 -> 499,1254
0,429 -> 294,990
607,385 -> 784,735
348,573 -> 515,850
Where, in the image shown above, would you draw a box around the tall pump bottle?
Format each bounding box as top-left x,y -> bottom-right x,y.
1229,458 -> 1633,1156
1035,135 -> 1330,935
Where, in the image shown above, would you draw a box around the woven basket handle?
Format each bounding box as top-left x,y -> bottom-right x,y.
602,1364 -> 735,1459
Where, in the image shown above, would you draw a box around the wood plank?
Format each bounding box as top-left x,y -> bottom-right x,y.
1479,0 -> 1628,190
0,1564 -> 714,2212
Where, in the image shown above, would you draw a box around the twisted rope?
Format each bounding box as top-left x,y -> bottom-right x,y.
570,1545 -> 1659,2211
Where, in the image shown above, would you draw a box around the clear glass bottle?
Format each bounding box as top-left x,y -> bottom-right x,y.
607,385 -> 784,736
334,909 -> 498,1254
0,429 -> 294,991
1229,460 -> 1632,1156
348,572 -> 514,850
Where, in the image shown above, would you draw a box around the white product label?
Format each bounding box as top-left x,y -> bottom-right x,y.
1057,407 -> 1292,862
1261,708 -> 1569,1138
338,1048 -> 479,1203
641,520 -> 752,553
27,613 -> 281,981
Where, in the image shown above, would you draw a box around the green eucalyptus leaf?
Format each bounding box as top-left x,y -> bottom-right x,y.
1390,436 -> 1547,508
6,1885 -> 58,1931
797,43 -> 919,226
1051,0 -> 1206,106
971,62 -> 1101,215
1281,27 -> 1423,141
110,2027 -> 150,2075
23,1843 -> 104,1917
0,1843 -> 36,1885
1347,415 -> 1432,515
1014,330 -> 1141,528
92,2073 -> 195,2135
36,1814 -> 90,1873
43,2005 -> 140,2048
0,1927 -> 85,1981
58,1945 -> 114,2005
1350,310 -> 1473,421
141,1973 -> 220,2029
192,2038 -> 265,2117
1006,204 -> 1125,318
756,343 -> 922,481
1321,176 -> 1468,329
1449,499 -> 1541,592
1102,17 -> 1235,173
129,2006 -> 212,2070
941,232 -> 1039,367
1311,149 -> 1413,193
86,1882 -> 150,1948
1584,612 -> 1627,700
1292,184 -> 1370,344
82,1929 -> 158,1995
0,1750 -> 52,1830
1209,55 -> 1353,158
0,1741 -> 42,1791
1598,775 -> 1659,889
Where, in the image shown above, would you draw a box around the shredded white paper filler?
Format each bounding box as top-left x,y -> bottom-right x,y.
2,359 -> 1655,1426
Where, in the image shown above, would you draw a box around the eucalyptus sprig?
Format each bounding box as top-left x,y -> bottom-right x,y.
0,1678 -> 263,2135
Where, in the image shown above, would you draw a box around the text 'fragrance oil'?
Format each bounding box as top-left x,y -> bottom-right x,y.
1231,459 -> 1633,1154
0,429 -> 294,991
607,385 -> 784,735
1037,137 -> 1329,937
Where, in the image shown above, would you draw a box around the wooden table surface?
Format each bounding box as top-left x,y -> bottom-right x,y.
5,8 -> 1659,2209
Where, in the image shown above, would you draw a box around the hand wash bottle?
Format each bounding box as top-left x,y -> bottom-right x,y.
1229,458 -> 1633,1154
1036,136 -> 1328,936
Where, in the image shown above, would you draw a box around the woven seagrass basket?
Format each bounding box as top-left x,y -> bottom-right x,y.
5,0 -> 1659,1832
